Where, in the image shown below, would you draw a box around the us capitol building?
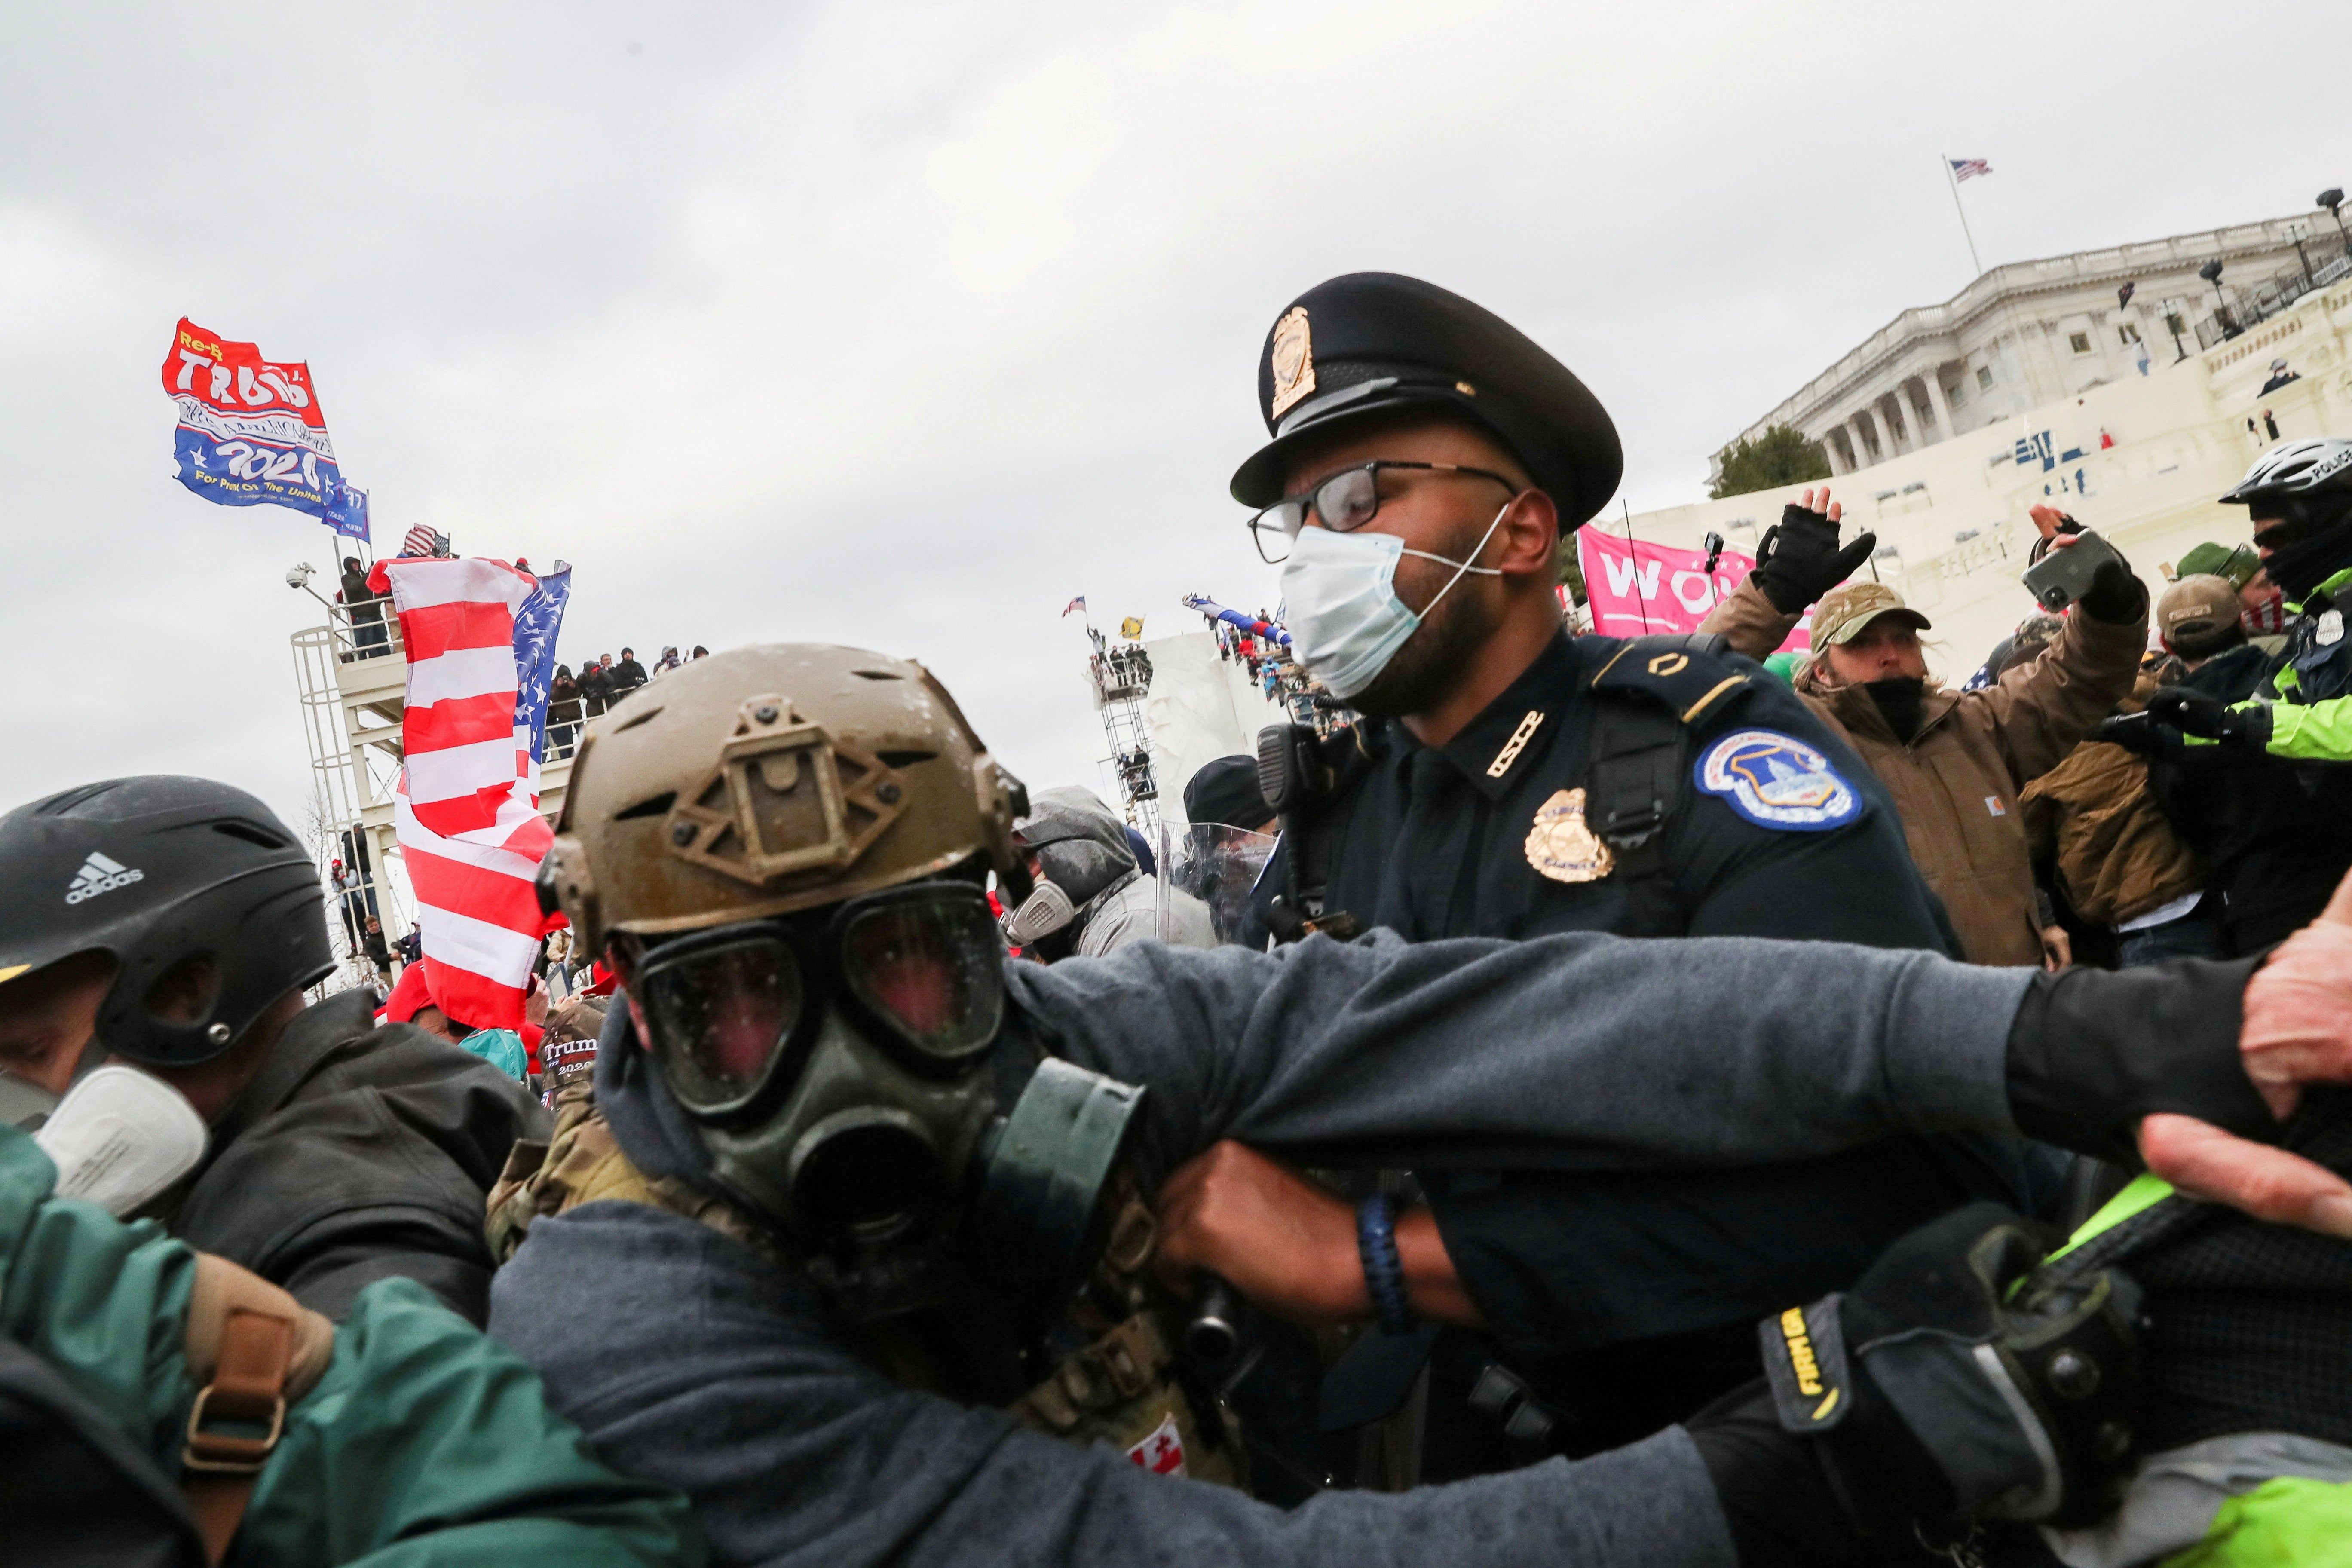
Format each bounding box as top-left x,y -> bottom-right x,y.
1625,204 -> 2352,679
1718,209 -> 2341,478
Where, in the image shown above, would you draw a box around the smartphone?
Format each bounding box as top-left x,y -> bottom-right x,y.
2021,528 -> 2125,612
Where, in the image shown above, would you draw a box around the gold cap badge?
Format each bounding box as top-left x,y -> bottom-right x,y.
1525,788 -> 1613,883
1268,306 -> 1317,419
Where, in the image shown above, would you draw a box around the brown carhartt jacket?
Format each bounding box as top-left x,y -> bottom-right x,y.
1700,577 -> 2146,965
2017,737 -> 2203,928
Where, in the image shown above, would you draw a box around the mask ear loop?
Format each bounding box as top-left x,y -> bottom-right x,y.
1399,493 -> 1516,618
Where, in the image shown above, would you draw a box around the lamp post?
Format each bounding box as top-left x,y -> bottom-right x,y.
2291,222 -> 2315,288
2321,189 -> 2349,262
2199,259 -> 2236,340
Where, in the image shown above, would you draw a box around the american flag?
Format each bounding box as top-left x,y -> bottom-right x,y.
1951,158 -> 1991,182
401,523 -> 450,558
1061,595 -> 1087,617
366,554 -> 562,1030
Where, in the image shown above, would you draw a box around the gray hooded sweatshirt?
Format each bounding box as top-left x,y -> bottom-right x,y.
486,927 -> 2068,1567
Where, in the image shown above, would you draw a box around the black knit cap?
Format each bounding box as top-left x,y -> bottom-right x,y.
1229,272 -> 1623,531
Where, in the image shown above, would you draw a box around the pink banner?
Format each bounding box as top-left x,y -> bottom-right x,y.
1575,529 -> 1809,652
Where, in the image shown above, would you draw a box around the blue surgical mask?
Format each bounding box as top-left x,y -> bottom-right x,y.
1278,502 -> 1509,700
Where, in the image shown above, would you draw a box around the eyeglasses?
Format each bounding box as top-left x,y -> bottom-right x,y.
634,882 -> 1005,1118
1246,461 -> 1519,564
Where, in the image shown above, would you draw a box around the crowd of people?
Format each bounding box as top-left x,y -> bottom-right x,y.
545,645 -> 710,757
330,553 -> 707,763
5,268 -> 2352,1566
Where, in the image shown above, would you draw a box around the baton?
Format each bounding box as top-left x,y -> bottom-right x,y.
1185,1274 -> 1243,1375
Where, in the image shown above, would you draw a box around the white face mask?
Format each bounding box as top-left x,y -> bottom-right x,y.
1278,500 -> 1510,701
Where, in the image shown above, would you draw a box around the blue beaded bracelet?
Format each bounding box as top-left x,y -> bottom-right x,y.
1356,1193 -> 1413,1336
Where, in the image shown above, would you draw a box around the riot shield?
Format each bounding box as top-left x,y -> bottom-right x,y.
1158,822 -> 1277,946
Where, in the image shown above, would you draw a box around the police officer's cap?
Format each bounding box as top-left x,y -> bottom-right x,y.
1229,273 -> 1623,532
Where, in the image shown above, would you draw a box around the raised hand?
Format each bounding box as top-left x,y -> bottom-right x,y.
1751,487 -> 1878,614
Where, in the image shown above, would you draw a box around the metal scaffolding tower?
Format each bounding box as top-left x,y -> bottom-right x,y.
287,569 -> 579,994
1088,627 -> 1158,832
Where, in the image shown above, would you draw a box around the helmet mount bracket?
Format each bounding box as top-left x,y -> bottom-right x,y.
664,695 -> 910,888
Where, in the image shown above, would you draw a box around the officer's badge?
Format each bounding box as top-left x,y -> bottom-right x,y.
1696,729 -> 1861,832
1268,306 -> 1317,419
1525,788 -> 1613,883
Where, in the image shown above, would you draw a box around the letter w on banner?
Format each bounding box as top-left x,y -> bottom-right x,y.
1574,529 -> 1810,652
368,555 -> 567,1029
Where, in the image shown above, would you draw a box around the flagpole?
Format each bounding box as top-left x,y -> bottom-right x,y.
1943,154 -> 1984,278
1621,498 -> 1651,633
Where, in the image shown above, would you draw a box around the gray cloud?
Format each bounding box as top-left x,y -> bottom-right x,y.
2,0 -> 2344,839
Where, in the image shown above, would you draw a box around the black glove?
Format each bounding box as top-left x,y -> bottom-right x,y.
2093,710 -> 2184,759
1696,1205 -> 2143,1560
2146,687 -> 2272,751
1751,503 -> 1877,615
2006,956 -> 2275,1166
2078,553 -> 2149,623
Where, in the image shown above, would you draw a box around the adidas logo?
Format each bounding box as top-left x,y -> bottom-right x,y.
65,851 -> 144,906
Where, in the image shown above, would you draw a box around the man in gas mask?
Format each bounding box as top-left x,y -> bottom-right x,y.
483,640 -> 2352,1567
1001,785 -> 1216,956
2109,438 -> 2352,955
0,775 -> 546,1325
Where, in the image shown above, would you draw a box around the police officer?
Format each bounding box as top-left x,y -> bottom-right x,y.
483,641 -> 2340,1566
1222,272 -> 2019,1467
2110,438 -> 2352,953
0,775 -> 546,1323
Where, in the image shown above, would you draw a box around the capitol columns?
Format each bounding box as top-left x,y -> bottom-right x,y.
1819,429 -> 1850,475
1866,401 -> 1897,463
1847,413 -> 1876,470
1920,371 -> 1955,446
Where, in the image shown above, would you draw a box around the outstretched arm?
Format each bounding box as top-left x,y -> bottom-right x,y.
1013,879 -> 2352,1240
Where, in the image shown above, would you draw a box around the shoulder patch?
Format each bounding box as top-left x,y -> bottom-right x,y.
1694,729 -> 1862,832
1590,634 -> 1757,726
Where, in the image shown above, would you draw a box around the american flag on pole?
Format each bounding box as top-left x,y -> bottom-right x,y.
366,554 -> 563,1030
1950,158 -> 1991,182
1062,595 -> 1087,618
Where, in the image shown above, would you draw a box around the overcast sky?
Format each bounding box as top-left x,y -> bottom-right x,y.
3,1 -> 2346,845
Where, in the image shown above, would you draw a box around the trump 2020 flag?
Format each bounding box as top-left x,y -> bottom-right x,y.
368,554 -> 562,1029
162,318 -> 369,541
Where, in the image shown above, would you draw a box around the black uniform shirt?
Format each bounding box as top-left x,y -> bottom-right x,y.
1281,630 -> 1957,951
1250,631 -> 2034,1473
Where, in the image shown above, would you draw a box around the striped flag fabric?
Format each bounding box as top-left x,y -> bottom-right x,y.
1950,158 -> 1991,182
1062,595 -> 1087,617
367,554 -> 560,1029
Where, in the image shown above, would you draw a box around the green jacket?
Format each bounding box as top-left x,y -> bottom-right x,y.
0,1122 -> 702,1566
2220,565 -> 2352,762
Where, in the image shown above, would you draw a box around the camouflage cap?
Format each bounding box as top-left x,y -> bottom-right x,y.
1809,580 -> 1933,646
2157,574 -> 2244,652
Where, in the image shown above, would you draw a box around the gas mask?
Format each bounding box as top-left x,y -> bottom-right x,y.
1002,880 -> 1078,946
629,879 -> 1142,1320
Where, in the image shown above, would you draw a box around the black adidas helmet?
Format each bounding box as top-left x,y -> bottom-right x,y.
0,777 -> 333,1068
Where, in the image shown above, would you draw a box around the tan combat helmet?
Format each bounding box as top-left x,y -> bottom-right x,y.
545,644 -> 1031,954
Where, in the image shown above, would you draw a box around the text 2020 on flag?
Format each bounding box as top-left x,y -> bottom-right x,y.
160,318 -> 369,541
